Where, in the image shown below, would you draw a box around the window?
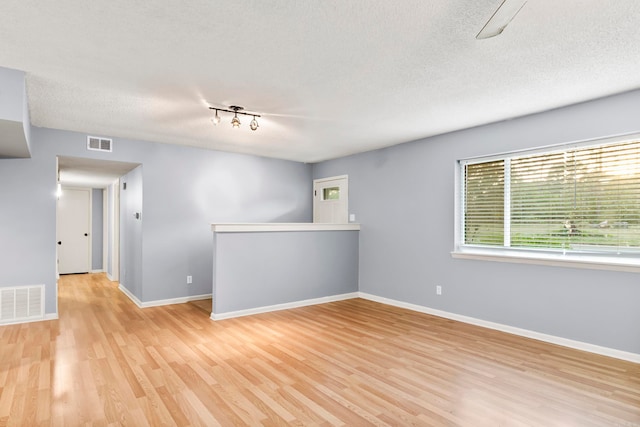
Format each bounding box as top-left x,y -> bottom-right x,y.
323,187 -> 340,200
458,137 -> 640,266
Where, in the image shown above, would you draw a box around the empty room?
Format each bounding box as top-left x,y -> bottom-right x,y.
1,1 -> 639,426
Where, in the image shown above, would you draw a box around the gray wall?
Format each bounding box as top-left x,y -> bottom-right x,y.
0,153 -> 55,312
0,67 -> 23,122
313,90 -> 640,355
91,188 -> 103,271
214,230 -> 359,314
0,66 -> 30,158
137,141 -> 311,302
0,127 -> 311,314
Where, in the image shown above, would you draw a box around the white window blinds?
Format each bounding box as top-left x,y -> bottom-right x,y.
464,160 -> 504,246
462,139 -> 640,255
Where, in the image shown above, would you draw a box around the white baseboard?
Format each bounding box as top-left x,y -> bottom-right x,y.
358,292 -> 640,364
44,313 -> 59,321
140,293 -> 212,308
118,284 -> 211,309
106,272 -> 115,282
90,269 -> 104,274
118,284 -> 143,307
211,292 -> 359,321
114,282 -> 639,363
0,312 -> 59,326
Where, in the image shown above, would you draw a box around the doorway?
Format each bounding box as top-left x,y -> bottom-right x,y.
56,156 -> 140,282
313,175 -> 349,223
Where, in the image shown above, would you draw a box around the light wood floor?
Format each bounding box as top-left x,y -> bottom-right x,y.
0,274 -> 638,426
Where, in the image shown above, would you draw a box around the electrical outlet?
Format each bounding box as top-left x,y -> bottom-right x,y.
436,285 -> 442,295
187,275 -> 192,284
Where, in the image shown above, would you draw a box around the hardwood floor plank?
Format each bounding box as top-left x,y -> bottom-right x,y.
244,384 -> 298,424
178,388 -> 225,427
0,273 -> 638,426
154,385 -> 191,427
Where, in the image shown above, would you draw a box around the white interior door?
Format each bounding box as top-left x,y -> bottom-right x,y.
57,188 -> 91,274
313,175 -> 348,223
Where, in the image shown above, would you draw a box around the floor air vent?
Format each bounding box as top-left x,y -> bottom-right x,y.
0,285 -> 44,324
87,136 -> 113,152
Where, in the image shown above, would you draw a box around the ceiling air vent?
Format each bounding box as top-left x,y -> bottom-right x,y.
87,136 -> 113,152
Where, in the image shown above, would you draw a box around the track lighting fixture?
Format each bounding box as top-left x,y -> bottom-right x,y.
211,109 -> 221,125
231,112 -> 241,128
250,116 -> 259,131
209,105 -> 261,131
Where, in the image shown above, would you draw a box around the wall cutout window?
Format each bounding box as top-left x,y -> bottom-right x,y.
323,187 -> 340,200
458,136 -> 640,264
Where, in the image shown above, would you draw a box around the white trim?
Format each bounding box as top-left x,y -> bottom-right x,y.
102,189 -> 108,274
90,269 -> 104,274
88,188 -> 93,273
139,294 -> 212,308
55,279 -> 58,316
211,223 -> 360,233
118,283 -> 142,307
106,272 -> 115,282
451,249 -> 640,273
313,174 -> 348,184
358,292 -> 640,364
44,313 -> 59,321
211,292 -> 359,320
118,284 -> 211,309
454,160 -> 463,248
0,312 -> 58,326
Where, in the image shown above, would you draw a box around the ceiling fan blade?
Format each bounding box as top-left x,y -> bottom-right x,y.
476,0 -> 527,40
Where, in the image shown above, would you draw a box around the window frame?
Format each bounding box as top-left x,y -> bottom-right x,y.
452,133 -> 640,273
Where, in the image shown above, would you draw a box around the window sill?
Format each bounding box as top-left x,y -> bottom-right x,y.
451,248 -> 640,273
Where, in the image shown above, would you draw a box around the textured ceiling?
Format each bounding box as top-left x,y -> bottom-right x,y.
2,1 -> 640,163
